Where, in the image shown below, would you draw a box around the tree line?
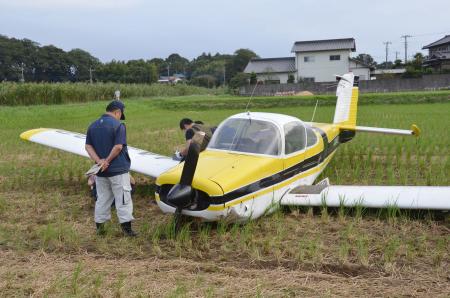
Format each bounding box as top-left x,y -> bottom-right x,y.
0,35 -> 258,88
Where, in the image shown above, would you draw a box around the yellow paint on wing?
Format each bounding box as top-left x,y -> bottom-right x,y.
20,128 -> 50,141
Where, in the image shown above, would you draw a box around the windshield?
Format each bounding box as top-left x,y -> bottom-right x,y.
208,118 -> 281,156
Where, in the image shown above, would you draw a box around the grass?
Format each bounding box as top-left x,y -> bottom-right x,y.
0,94 -> 449,296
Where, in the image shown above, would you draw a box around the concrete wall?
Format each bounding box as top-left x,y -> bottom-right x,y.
239,73 -> 450,96
296,50 -> 351,82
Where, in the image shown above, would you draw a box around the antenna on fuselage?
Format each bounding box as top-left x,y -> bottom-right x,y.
245,80 -> 260,113
311,99 -> 319,122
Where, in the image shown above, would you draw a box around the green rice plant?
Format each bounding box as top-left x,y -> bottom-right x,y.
71,262 -> 83,296
320,194 -> 328,222
38,222 -> 80,251
338,195 -> 348,222
198,224 -> 211,250
432,237 -> 448,267
176,222 -> 192,249
216,219 -> 228,237
297,236 -> 322,263
356,234 -> 369,266
338,238 -> 351,263
354,197 -> 366,221
383,236 -> 401,264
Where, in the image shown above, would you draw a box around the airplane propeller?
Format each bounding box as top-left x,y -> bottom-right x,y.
166,142 -> 201,228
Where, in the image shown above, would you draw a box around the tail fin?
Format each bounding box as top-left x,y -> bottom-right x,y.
333,73 -> 420,138
333,73 -> 359,127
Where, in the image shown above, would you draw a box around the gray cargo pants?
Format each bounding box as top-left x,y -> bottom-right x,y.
95,172 -> 134,224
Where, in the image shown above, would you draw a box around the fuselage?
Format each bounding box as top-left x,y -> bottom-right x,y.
156,112 -> 346,222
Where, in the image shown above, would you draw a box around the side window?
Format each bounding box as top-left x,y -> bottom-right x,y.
284,122 -> 306,154
306,127 -> 318,147
330,55 -> 341,61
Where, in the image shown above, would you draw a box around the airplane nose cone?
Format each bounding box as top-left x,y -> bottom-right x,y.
166,184 -> 194,209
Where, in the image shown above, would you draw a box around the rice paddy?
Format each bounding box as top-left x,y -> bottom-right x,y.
0,94 -> 449,296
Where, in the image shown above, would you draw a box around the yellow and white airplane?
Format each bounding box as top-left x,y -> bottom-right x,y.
20,73 -> 450,222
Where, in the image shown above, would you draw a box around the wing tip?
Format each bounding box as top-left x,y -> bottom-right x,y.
411,124 -> 420,137
20,128 -> 50,140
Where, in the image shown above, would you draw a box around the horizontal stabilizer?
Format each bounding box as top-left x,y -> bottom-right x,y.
20,128 -> 178,178
281,184 -> 450,210
340,124 -> 420,137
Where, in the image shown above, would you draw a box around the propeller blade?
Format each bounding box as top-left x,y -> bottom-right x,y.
180,142 -> 200,186
166,142 -> 201,210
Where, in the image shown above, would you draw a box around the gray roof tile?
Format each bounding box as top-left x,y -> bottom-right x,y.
244,57 -> 296,74
422,35 -> 450,49
291,38 -> 356,52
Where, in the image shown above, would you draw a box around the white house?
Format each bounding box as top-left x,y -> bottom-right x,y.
244,38 -> 373,83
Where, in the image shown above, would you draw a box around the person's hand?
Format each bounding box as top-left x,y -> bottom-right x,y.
97,159 -> 109,172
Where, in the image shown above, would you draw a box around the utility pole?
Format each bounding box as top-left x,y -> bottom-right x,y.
223,63 -> 226,86
20,63 -> 25,83
395,51 -> 400,61
401,34 -> 412,64
383,41 -> 392,69
89,67 -> 94,84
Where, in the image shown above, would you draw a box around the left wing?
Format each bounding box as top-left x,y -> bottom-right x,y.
280,179 -> 450,210
20,128 -> 178,178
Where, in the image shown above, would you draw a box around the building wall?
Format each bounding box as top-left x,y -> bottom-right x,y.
256,72 -> 292,84
239,73 -> 450,96
296,50 -> 351,82
349,60 -> 371,80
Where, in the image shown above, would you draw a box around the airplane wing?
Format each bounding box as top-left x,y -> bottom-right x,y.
280,179 -> 450,210
20,128 -> 178,178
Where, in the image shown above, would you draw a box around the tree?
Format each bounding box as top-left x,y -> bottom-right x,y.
67,49 -> 100,82
229,72 -> 250,89
149,63 -> 159,83
227,49 -> 258,81
393,59 -> 403,69
287,74 -> 295,83
250,72 -> 257,84
354,53 -> 376,66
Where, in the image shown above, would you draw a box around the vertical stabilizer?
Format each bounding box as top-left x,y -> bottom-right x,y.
333,73 -> 359,127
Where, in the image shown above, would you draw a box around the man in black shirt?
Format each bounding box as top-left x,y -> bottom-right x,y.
179,118 -> 215,158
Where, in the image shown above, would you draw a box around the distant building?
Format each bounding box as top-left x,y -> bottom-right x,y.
372,69 -> 406,79
422,35 -> 450,71
158,76 -> 183,84
244,38 -> 372,83
244,57 -> 296,84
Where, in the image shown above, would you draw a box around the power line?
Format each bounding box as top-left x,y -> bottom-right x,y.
401,35 -> 412,64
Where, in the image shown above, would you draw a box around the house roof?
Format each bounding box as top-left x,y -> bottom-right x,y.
244,57 -> 296,74
291,38 -> 356,53
423,35 -> 450,49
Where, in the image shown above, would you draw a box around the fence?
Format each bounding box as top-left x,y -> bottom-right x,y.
239,74 -> 450,96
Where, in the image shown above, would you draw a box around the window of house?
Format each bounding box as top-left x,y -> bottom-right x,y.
284,121 -> 306,154
330,55 -> 341,61
304,56 -> 315,62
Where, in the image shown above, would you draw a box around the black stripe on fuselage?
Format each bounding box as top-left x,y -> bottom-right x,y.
210,130 -> 339,204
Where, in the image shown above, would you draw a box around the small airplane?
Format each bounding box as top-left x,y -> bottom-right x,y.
20,73 -> 450,222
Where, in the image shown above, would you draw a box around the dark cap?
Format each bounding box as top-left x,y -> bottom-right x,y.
106,100 -> 125,120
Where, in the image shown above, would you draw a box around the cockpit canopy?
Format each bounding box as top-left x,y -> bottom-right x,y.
208,115 -> 318,156
208,118 -> 282,156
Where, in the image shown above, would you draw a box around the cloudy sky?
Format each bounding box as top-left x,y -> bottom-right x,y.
1,0 -> 449,63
